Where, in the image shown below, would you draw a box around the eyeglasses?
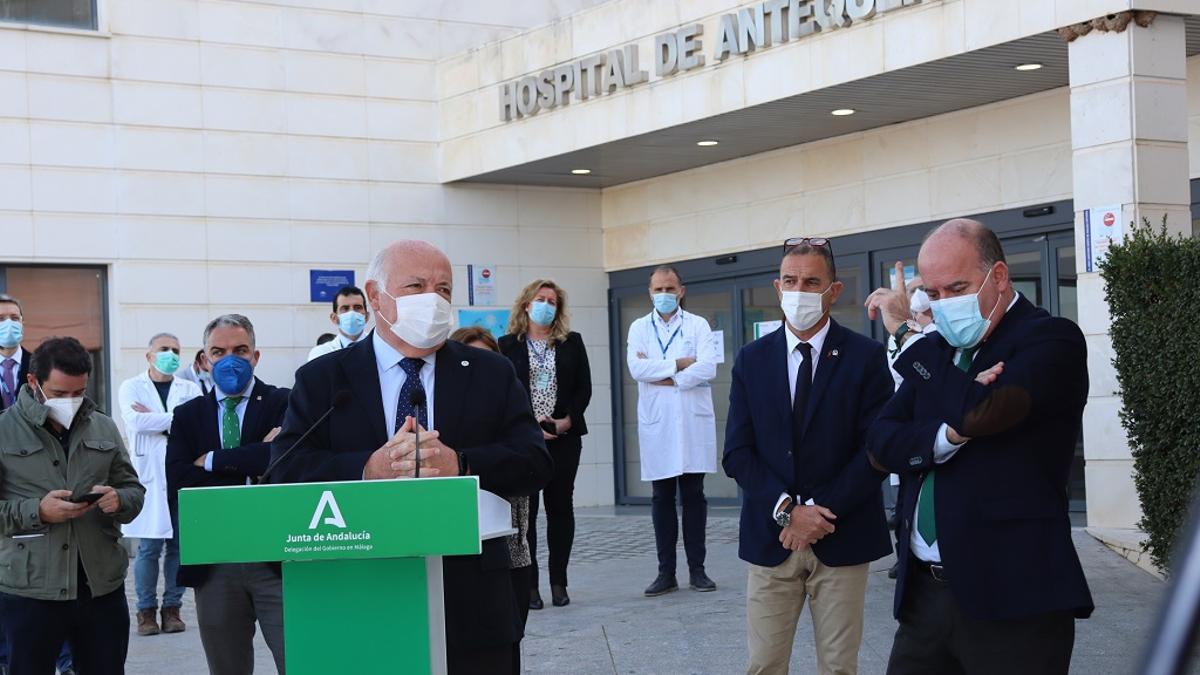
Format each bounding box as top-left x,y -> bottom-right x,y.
783,237 -> 833,255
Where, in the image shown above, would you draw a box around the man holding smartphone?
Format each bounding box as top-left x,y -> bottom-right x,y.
0,336 -> 146,674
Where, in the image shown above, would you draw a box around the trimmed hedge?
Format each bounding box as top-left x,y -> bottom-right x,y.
1100,218 -> 1200,572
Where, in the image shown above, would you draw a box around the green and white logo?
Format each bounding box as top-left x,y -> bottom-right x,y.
309,490 -> 347,530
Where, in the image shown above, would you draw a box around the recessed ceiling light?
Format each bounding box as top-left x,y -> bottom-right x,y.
570,169 -> 591,175
1015,63 -> 1043,71
696,140 -> 719,147
831,108 -> 856,116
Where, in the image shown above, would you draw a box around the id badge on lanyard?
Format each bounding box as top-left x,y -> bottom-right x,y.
530,341 -> 553,391
655,320 -> 683,358
534,370 -> 553,391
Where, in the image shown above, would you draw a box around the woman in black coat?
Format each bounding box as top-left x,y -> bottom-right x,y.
499,279 -> 592,610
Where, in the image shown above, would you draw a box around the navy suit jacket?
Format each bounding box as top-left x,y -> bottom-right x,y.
723,319 -> 894,568
267,333 -> 552,651
868,296 -> 1094,621
165,377 -> 290,587
0,347 -> 31,414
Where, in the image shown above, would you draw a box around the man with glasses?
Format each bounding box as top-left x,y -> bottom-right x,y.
725,237 -> 894,674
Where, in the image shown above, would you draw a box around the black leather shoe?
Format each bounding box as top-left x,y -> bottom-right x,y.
551,584 -> 570,607
887,562 -> 899,579
644,573 -> 678,597
689,570 -> 717,592
529,589 -> 544,610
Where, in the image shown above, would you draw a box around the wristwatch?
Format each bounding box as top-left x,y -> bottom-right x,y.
775,499 -> 798,528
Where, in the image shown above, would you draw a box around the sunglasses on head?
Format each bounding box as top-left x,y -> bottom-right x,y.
783,237 -> 833,255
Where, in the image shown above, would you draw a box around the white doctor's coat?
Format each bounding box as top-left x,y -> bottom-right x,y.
626,309 -> 719,482
118,371 -> 202,539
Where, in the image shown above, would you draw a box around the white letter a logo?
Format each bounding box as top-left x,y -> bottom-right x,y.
309,491 -> 347,529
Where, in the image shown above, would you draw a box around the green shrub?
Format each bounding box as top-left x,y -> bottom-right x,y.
1100,217 -> 1200,572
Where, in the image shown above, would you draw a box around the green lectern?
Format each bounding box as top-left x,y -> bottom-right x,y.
178,476 -> 514,675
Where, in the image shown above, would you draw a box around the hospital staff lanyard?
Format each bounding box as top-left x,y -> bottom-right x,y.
653,315 -> 683,358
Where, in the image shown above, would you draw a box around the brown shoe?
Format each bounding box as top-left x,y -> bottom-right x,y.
161,606 -> 186,634
137,608 -> 160,636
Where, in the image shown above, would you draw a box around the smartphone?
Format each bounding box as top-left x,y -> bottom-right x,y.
68,492 -> 103,505
539,420 -> 558,435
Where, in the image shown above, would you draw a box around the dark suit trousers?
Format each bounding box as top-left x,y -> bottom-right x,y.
887,560 -> 1075,675
448,643 -> 513,675
651,473 -> 707,575
527,438 -> 581,588
0,583 -> 128,675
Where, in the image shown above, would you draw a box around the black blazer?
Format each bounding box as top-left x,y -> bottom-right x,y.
498,331 -> 593,440
868,296 -> 1094,621
723,319 -> 894,568
165,377 -> 290,588
268,333 -> 552,651
0,347 -> 31,414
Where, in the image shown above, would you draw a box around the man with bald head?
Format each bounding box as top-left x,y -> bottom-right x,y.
864,219 -> 1093,674
270,240 -> 552,674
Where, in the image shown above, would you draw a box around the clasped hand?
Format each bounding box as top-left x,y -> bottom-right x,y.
779,504 -> 838,552
364,416 -> 459,480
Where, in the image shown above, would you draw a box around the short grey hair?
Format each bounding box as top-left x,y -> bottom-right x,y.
203,314 -> 256,348
366,248 -> 390,289
0,294 -> 23,317
147,332 -> 179,348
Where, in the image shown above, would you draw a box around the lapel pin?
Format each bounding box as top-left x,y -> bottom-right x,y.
255,396 -> 262,401
461,360 -> 470,367
830,349 -> 839,357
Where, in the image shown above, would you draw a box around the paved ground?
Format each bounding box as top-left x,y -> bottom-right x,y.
123,507 -> 1178,674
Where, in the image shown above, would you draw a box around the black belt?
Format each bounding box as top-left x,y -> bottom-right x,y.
909,556 -> 949,583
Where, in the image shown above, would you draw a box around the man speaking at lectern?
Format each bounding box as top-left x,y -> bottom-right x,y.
270,240 -> 552,674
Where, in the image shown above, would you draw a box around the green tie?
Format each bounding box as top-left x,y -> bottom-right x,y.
915,348 -> 977,547
221,396 -> 243,449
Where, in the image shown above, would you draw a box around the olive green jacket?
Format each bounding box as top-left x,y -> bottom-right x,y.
0,387 -> 145,600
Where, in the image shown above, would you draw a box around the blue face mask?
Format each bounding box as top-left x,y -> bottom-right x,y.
153,351 -> 181,375
929,266 -> 1001,349
338,311 -> 366,338
652,293 -> 678,315
0,319 -> 22,349
529,301 -> 556,327
211,355 -> 254,396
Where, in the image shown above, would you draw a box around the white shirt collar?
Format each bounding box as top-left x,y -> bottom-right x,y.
653,309 -> 684,330
372,330 -> 436,373
784,316 -> 831,356
215,377 -> 254,404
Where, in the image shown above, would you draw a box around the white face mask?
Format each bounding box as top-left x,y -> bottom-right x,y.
780,286 -> 832,333
910,288 -> 931,316
378,291 -> 453,349
37,385 -> 84,430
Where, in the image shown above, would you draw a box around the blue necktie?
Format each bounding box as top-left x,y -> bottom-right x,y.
394,358 -> 428,433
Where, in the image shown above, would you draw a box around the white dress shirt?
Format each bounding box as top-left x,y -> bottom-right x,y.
772,320 -> 830,517
307,331 -> 368,363
203,378 -> 255,472
907,292 -> 1021,563
373,330 -> 436,435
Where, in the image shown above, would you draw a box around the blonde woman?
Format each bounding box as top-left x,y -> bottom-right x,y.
499,280 -> 593,611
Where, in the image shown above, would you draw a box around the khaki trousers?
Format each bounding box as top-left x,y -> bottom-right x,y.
746,549 -> 869,675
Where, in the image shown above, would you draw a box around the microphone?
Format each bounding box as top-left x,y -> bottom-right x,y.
408,389 -> 426,479
258,390 -> 352,484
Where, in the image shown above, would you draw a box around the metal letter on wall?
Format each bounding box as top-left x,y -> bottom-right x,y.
714,13 -> 739,61
552,64 -> 574,107
499,81 -> 517,121
515,76 -> 541,117
845,0 -> 876,20
604,49 -> 627,92
677,24 -> 705,70
536,69 -> 556,109
655,31 -> 679,77
814,0 -> 849,30
623,44 -> 648,85
788,0 -> 816,39
764,0 -> 791,43
737,6 -> 767,52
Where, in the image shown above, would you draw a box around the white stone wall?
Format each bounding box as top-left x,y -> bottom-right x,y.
0,0 -> 616,506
